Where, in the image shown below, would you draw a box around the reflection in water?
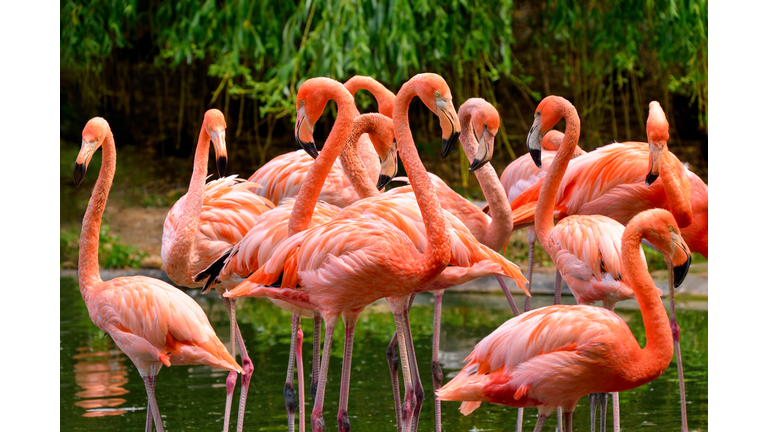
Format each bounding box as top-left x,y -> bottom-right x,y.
73,343 -> 131,417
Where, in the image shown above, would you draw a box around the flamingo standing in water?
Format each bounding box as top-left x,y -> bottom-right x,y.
437,208 -> 691,432
225,74 -> 528,432
73,117 -> 243,432
161,109 -> 275,432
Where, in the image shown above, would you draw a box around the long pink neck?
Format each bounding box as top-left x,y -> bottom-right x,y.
288,85 -> 358,236
78,130 -> 116,293
621,217 -> 673,373
535,104 -> 580,254
338,116 -> 386,200
659,150 -> 693,228
394,80 -> 450,270
458,107 -> 513,251
168,127 -> 212,272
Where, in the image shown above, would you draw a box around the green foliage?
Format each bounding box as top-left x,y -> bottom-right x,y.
60,225 -> 147,269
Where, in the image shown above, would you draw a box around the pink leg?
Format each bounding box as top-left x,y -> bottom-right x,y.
532,413 -> 549,432
564,410 -> 574,432
669,265 -> 689,432
554,270 -> 562,305
312,314 -> 339,432
297,322 -> 306,432
612,392 -> 620,432
221,297 -> 238,432
229,299 -> 253,432
402,301 -> 424,432
432,291 -> 444,432
516,232 -> 536,432
386,330 -> 403,432
557,407 -> 563,432
145,402 -> 153,432
337,313 -> 360,432
495,276 -> 520,316
388,297 -> 416,432
311,312 -> 321,403
285,313 -> 301,432
599,393 -> 607,432
143,374 -> 165,432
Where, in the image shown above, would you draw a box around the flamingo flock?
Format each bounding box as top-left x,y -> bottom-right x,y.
71,73 -> 707,432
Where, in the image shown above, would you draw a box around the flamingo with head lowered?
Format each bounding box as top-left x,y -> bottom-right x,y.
73,117 -> 243,432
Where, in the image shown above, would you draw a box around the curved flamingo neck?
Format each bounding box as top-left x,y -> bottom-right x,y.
339,116 -> 386,200
289,84 -> 358,236
659,149 -> 693,228
78,129 -> 116,292
535,103 -> 580,254
168,126 -> 212,271
621,217 -> 673,374
344,76 -> 395,118
394,80 -> 450,267
458,106 -> 513,251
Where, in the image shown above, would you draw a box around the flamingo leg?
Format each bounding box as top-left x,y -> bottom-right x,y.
145,401 -> 153,432
495,276 -> 520,316
554,270 -> 562,305
143,374 -> 164,432
337,313 -> 360,432
285,313 -> 301,432
297,321 -> 306,432
229,298 -> 253,432
221,297 -> 238,432
669,265 -> 689,432
386,330 -> 403,432
557,407 -> 563,432
612,392 -> 620,432
589,393 -> 597,432
311,312 -> 321,403
599,393 -> 608,432
525,227 -> 536,312
564,410 -> 574,432
403,296 -> 424,432
532,413 -> 549,432
312,314 -> 338,432
431,290 -> 444,432
389,297 -> 416,432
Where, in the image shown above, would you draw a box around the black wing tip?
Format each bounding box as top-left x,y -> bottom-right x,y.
194,247 -> 234,293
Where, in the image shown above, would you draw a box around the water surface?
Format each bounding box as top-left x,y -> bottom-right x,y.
60,277 -> 707,430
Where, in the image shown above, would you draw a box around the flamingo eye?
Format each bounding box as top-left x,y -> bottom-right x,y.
668,226 -> 675,233
435,91 -> 441,98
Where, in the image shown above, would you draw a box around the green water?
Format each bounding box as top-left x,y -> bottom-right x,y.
60,277 -> 707,431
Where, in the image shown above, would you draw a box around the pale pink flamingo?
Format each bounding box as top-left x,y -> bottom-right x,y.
436,208 -> 692,432
73,117 -> 243,432
160,109 -> 275,431
224,73 -> 528,432
246,76 -> 395,208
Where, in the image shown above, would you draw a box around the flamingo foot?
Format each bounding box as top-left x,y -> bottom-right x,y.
336,410 -> 351,432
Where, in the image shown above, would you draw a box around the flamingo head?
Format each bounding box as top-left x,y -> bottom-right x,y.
408,73 -> 461,158
295,78 -> 346,159
203,109 -> 228,178
353,113 -> 398,190
527,95 -> 573,168
542,130 -> 564,151
633,209 -> 692,288
465,99 -> 500,172
645,101 -> 670,186
74,117 -> 110,186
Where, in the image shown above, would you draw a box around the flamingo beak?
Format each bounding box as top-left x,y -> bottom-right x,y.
527,113 -> 543,168
295,106 -> 317,159
646,139 -> 663,186
74,140 -> 99,187
671,233 -> 692,288
469,128 -> 495,172
210,130 -> 228,178
437,98 -> 460,158
377,139 -> 399,190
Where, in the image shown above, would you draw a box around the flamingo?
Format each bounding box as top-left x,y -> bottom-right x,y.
196,108 -> 397,432
246,76 -> 395,208
224,73 -> 528,432
436,208 -> 692,432
72,117 -> 243,432
161,109 -> 275,431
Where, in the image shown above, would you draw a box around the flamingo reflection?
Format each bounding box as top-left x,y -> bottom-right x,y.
73,341 -> 130,418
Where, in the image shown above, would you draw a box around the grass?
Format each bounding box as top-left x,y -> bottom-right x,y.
60,225 -> 147,269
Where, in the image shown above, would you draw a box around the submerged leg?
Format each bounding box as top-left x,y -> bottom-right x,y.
311,314 -> 339,432
337,313 -> 360,432
669,265 -> 689,432
403,299 -> 425,432
222,297 -> 237,432
285,313 -> 301,432
432,290 -> 445,432
297,320 -> 306,432
386,330 -> 403,432
389,297 -> 416,432
229,299 -> 253,432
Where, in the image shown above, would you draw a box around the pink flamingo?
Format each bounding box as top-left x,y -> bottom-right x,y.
161,109 -> 274,431
436,208 -> 692,432
73,117 -> 243,432
225,74 -> 528,432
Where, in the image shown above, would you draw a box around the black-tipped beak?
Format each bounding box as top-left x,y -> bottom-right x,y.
673,250 -> 692,288
645,172 -> 658,186
468,158 -> 490,172
526,114 -> 543,168
216,156 -> 228,178
469,130 -> 494,172
377,174 -> 393,190
441,131 -> 460,159
530,148 -> 542,168
298,138 -> 319,159
74,163 -> 86,187
295,112 -> 318,158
